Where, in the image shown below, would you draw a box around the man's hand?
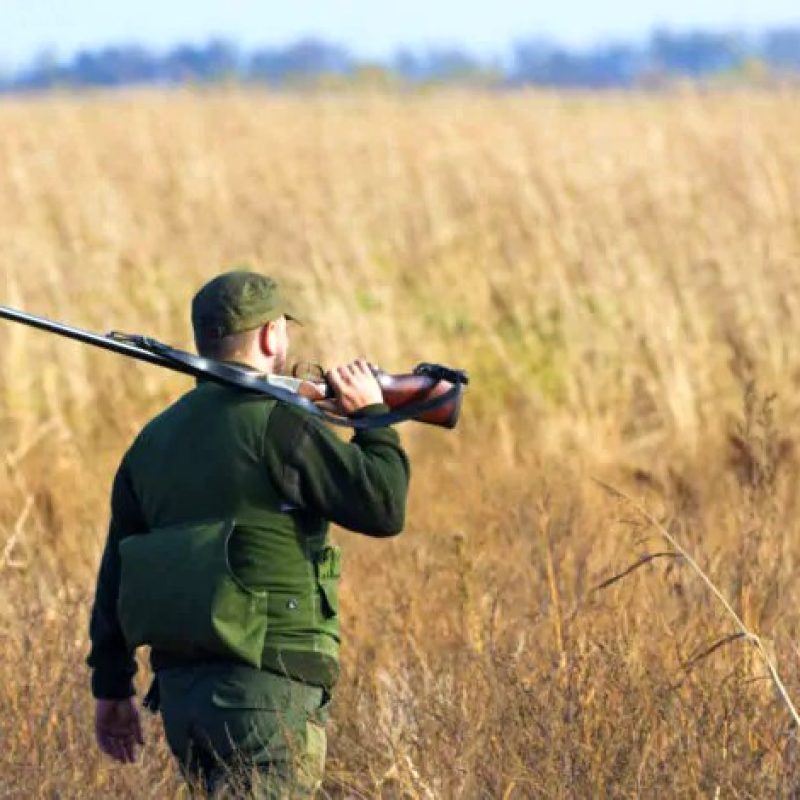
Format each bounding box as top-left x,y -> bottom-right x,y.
95,698 -> 144,764
326,359 -> 383,414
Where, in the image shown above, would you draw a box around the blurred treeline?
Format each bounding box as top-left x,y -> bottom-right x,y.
4,27 -> 800,92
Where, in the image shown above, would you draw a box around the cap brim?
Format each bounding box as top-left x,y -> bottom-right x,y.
284,311 -> 303,326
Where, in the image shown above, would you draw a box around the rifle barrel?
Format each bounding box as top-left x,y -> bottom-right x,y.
0,304 -> 196,377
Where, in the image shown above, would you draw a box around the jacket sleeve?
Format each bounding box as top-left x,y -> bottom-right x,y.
264,402 -> 411,536
86,456 -> 146,699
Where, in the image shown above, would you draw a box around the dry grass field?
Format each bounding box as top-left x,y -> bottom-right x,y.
1,88 -> 800,797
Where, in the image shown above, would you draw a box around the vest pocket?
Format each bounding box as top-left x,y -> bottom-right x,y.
117,518 -> 269,668
315,545 -> 341,618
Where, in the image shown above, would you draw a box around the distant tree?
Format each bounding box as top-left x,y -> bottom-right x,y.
248,39 -> 352,84
163,39 -> 240,83
392,49 -> 421,80
70,46 -> 161,86
392,47 -> 486,82
511,39 -> 641,87
4,26 -> 800,94
510,37 -> 556,83
11,47 -> 63,90
650,29 -> 745,76
762,27 -> 800,70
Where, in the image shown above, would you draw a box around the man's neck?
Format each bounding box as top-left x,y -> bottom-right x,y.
222,357 -> 276,375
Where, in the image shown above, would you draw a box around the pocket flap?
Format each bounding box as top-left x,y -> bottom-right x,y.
117,518 -> 268,668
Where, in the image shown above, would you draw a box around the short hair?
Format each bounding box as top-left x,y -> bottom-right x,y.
195,326 -> 259,361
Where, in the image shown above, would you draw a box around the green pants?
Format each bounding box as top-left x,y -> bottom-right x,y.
157,663 -> 329,799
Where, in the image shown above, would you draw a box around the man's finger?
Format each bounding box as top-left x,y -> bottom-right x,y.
120,737 -> 137,763
118,739 -> 131,764
99,732 -> 125,763
133,714 -> 145,747
338,365 -> 355,383
96,728 -> 114,755
326,369 -> 344,393
97,734 -> 113,757
326,370 -> 355,407
111,739 -> 128,764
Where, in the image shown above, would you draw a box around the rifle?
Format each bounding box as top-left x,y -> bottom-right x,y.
0,305 -> 468,430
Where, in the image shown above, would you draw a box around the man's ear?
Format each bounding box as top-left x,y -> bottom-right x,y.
259,323 -> 276,357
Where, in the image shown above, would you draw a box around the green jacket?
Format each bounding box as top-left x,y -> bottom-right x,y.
87,379 -> 410,698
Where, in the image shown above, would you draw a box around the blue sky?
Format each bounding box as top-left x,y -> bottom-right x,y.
3,0 -> 799,68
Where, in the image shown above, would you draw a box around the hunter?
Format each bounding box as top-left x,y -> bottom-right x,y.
87,270 -> 410,796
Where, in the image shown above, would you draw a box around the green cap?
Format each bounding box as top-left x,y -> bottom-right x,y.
191,270 -> 298,342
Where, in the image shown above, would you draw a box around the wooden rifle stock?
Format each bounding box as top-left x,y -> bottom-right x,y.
295,363 -> 467,429
373,369 -> 464,428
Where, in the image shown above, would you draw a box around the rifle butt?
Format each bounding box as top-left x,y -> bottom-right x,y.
376,372 -> 465,428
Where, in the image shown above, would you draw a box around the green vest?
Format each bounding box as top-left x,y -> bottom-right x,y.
121,380 -> 340,686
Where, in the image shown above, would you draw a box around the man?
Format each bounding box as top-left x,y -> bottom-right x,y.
87,270 -> 410,796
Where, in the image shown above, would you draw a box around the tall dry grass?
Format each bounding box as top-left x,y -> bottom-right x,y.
1,88 -> 800,797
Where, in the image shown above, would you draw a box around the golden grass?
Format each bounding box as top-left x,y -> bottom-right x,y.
2,88 -> 800,797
